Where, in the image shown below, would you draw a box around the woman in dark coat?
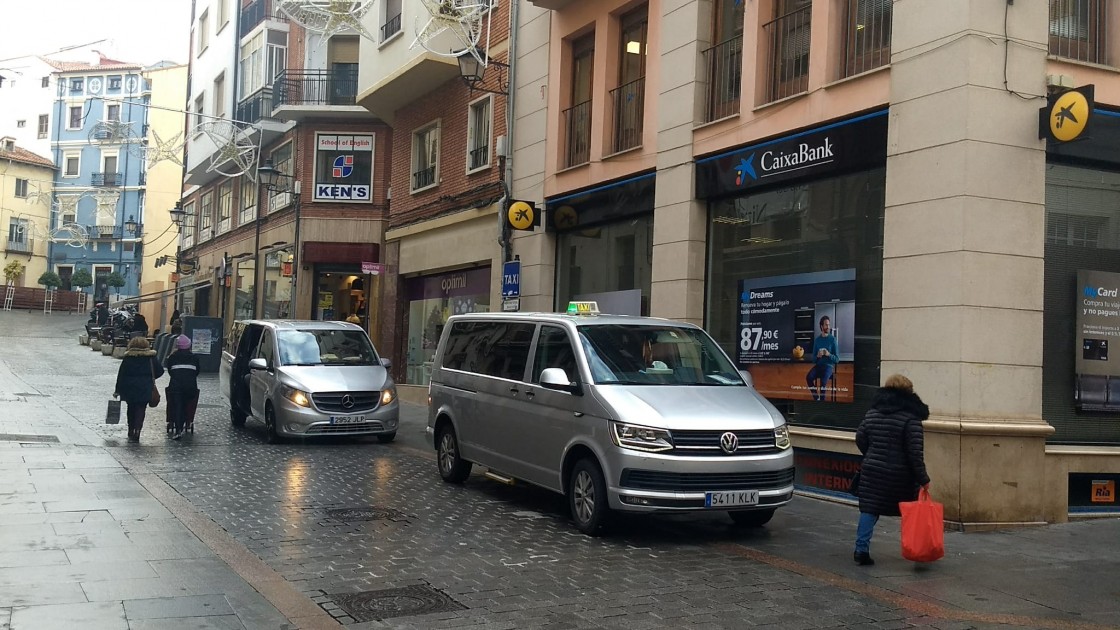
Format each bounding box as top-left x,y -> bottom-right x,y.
114,337 -> 164,442
164,335 -> 200,439
853,373 -> 931,565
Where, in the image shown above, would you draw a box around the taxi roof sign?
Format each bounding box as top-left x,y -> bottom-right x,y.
566,301 -> 600,316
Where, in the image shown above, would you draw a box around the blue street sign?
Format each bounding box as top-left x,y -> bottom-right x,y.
502,260 -> 521,298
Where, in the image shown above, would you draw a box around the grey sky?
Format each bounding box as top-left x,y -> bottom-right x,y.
0,0 -> 193,65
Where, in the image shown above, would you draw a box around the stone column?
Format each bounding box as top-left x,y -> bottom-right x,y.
650,0 -> 709,325
883,0 -> 1054,526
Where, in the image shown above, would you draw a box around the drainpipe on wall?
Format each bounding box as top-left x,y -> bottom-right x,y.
497,0 -> 520,264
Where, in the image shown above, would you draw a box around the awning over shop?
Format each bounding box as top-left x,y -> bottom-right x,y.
112,279 -> 213,307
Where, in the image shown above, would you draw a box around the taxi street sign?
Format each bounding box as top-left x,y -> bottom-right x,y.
507,200 -> 540,231
1040,85 -> 1094,143
502,260 -> 521,298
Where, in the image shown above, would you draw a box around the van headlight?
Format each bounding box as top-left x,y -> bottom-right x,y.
381,387 -> 396,405
281,385 -> 311,408
774,424 -> 791,450
610,422 -> 673,453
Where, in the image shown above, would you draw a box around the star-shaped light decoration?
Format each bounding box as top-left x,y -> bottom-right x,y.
93,190 -> 121,226
49,224 -> 89,248
413,0 -> 490,64
198,121 -> 258,179
277,0 -> 376,44
56,193 -> 85,220
23,184 -> 54,207
88,120 -> 140,148
145,129 -> 185,168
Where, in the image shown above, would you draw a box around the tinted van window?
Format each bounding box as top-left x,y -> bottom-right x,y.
532,326 -> 579,384
442,321 -> 534,381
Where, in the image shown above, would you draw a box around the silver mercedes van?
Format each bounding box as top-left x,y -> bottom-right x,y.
426,303 -> 794,535
220,320 -> 399,443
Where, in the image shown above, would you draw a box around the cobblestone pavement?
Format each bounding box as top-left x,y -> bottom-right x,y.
4,311 -> 1119,630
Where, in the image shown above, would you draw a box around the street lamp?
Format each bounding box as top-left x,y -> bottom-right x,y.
457,52 -> 509,96
125,215 -> 138,235
255,159 -> 301,319
169,201 -> 187,228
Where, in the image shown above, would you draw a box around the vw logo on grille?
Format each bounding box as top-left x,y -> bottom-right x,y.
341,395 -> 355,410
720,432 -> 739,454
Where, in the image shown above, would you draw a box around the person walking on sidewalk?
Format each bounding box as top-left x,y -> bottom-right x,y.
165,335 -> 200,440
853,373 -> 931,566
114,337 -> 165,443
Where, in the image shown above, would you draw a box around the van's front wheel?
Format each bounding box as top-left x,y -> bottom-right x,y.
436,426 -> 471,483
569,458 -> 610,536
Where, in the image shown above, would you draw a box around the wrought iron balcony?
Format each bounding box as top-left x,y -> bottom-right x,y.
381,12 -> 402,41
562,100 -> 592,168
273,68 -> 359,109
1049,0 -> 1106,64
469,145 -> 490,171
91,172 -> 121,187
843,0 -> 892,77
609,77 -> 645,154
4,238 -> 33,254
412,166 -> 436,190
702,35 -> 743,122
765,4 -> 812,103
236,88 -> 275,127
240,0 -> 288,36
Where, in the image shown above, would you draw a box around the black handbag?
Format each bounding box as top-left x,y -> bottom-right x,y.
106,399 -> 121,424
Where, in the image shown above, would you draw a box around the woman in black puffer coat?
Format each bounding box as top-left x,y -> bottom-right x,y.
114,337 -> 164,443
852,374 -> 931,566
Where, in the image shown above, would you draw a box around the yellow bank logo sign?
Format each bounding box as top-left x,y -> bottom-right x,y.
1041,85 -> 1094,143
1091,479 -> 1115,503
507,200 -> 539,231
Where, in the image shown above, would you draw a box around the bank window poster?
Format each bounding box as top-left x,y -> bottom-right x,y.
314,134 -> 374,202
737,269 -> 856,402
1073,269 -> 1120,410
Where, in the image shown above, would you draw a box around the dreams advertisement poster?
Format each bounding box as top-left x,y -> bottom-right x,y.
737,269 -> 856,403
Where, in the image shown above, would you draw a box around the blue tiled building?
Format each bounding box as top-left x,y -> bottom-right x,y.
47,55 -> 150,302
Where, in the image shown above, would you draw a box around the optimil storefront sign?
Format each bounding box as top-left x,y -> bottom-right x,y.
696,110 -> 888,199
314,134 -> 374,202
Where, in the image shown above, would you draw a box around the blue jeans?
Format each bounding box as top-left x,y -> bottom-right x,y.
806,363 -> 835,401
855,512 -> 880,554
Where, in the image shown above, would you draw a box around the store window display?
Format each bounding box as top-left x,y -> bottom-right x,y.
405,267 -> 491,385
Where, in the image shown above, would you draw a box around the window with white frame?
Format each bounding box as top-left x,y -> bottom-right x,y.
200,190 -> 214,238
182,200 -> 196,247
240,176 -> 257,223
381,0 -> 403,41
194,94 -> 205,128
239,31 -> 287,97
68,105 -> 83,129
37,114 -> 48,138
63,152 -> 80,177
14,179 -> 29,198
7,218 -> 28,245
411,122 -> 440,192
16,120 -> 26,128
217,0 -> 230,28
467,95 -> 492,172
269,143 -> 293,211
70,78 -> 83,93
106,104 -> 120,122
214,73 -> 226,118
198,10 -> 210,54
217,180 -> 232,231
41,76 -> 49,88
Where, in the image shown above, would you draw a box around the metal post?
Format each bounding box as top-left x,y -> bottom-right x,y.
289,181 -> 301,318
252,179 -> 263,319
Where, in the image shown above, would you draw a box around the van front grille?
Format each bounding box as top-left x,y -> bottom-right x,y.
619,468 -> 795,492
305,421 -> 386,434
311,391 -> 380,413
670,429 -> 781,456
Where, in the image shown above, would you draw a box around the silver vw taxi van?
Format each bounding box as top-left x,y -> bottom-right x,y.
220,320 -> 399,443
426,302 -> 794,535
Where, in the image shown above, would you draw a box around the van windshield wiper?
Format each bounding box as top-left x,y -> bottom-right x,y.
283,362 -> 322,367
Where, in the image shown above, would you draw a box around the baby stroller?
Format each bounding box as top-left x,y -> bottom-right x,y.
165,389 -> 200,436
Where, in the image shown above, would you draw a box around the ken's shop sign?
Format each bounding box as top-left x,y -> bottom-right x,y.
314,134 -> 374,202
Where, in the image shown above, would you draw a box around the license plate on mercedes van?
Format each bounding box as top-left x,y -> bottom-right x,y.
330,415 -> 366,425
705,490 -> 759,508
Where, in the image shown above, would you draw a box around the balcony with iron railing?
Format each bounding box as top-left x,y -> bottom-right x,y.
381,12 -> 402,41
469,144 -> 490,171
765,4 -> 812,103
412,166 -> 436,191
240,0 -> 288,37
843,0 -> 892,78
91,172 -> 121,187
273,68 -> 370,121
562,100 -> 592,168
1049,0 -> 1107,64
236,88 -> 276,127
4,237 -> 33,254
609,77 -> 645,154
702,35 -> 743,123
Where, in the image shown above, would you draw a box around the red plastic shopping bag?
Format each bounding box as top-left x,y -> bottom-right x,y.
899,487 -> 944,562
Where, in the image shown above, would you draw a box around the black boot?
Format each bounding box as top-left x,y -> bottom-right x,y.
854,551 -> 875,566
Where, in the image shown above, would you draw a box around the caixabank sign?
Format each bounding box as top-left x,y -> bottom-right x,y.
314,134 -> 374,202
696,110 -> 888,199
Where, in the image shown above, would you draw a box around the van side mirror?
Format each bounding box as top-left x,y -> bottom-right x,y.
249,357 -> 268,371
540,368 -> 581,395
380,357 -> 393,369
739,369 -> 753,387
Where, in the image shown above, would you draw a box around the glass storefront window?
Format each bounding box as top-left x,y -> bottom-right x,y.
1043,163 -> 1120,444
556,215 -> 652,315
405,268 -> 491,385
235,259 -> 255,320
706,168 -> 885,430
262,248 -> 293,318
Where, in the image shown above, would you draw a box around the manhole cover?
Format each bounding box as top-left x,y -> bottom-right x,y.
328,586 -> 465,622
0,434 -> 59,443
326,507 -> 409,522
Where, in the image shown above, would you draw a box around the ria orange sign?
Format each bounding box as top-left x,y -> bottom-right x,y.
1091,479 -> 1115,504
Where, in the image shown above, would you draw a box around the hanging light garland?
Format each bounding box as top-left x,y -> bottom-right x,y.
276,0 -> 376,43
413,0 -> 493,65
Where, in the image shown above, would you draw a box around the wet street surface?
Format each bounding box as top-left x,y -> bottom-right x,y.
3,311 -> 1119,629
